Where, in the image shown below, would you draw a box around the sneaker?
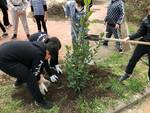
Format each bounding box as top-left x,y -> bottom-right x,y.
2,32 -> 8,37
26,34 -> 30,38
35,100 -> 53,109
11,34 -> 17,39
118,73 -> 131,82
119,49 -> 123,54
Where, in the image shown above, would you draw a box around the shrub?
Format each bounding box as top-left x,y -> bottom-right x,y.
65,0 -> 100,93
125,0 -> 150,23
47,0 -> 65,19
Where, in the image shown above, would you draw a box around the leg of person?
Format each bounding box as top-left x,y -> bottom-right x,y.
41,15 -> 47,34
11,9 -> 19,39
119,45 -> 146,81
112,27 -> 123,53
0,21 -> 8,37
20,12 -> 30,38
103,24 -> 112,46
1,6 -> 10,27
0,21 -> 6,32
34,15 -> 42,32
0,62 -> 52,109
147,47 -> 150,82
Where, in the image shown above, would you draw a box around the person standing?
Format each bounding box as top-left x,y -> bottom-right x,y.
64,0 -> 93,44
103,0 -> 125,53
64,0 -> 86,43
7,0 -> 30,39
119,5 -> 150,82
0,0 -> 12,28
30,0 -> 48,34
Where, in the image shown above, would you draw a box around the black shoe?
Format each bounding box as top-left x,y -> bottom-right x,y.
11,34 -> 17,39
35,100 -> 53,109
13,80 -> 24,88
119,49 -> 123,54
118,73 -> 130,82
2,32 -> 8,37
26,34 -> 30,38
103,41 -> 108,46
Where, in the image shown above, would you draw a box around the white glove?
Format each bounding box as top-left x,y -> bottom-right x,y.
50,75 -> 58,82
55,65 -> 63,74
39,76 -> 51,88
39,82 -> 48,95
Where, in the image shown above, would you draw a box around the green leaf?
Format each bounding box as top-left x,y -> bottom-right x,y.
84,0 -> 91,5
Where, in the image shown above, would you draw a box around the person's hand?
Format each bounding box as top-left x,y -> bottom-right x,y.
50,75 -> 58,82
104,21 -> 107,25
55,65 -> 63,74
115,24 -> 120,29
39,75 -> 51,88
39,82 -> 48,95
123,37 -> 130,43
44,16 -> 47,22
32,16 -> 36,23
44,12 -> 48,22
17,10 -> 25,16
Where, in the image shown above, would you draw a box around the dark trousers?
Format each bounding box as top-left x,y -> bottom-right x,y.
0,5 -> 10,26
0,22 -> 6,32
103,24 -> 122,50
34,15 -> 47,34
125,44 -> 150,78
0,61 -> 44,103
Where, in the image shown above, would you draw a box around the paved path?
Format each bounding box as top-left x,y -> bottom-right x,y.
121,95 -> 150,113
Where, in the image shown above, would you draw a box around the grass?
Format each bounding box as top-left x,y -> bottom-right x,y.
0,51 -> 148,113
76,97 -> 107,113
96,52 -> 148,109
128,22 -> 138,33
0,85 -> 60,113
97,52 -> 129,75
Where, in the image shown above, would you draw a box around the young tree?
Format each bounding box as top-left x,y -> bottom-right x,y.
65,0 -> 100,93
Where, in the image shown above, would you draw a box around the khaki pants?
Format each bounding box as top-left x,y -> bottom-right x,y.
12,7 -> 29,34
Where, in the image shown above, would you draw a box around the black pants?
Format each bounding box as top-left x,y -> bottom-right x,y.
125,44 -> 150,78
0,22 -> 6,32
103,24 -> 122,50
34,15 -> 47,34
0,5 -> 10,26
0,61 -> 44,103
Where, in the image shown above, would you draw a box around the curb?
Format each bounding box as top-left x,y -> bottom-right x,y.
112,87 -> 150,113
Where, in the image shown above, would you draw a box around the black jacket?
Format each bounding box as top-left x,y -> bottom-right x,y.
29,32 -> 47,42
29,32 -> 59,67
129,15 -> 150,42
0,41 -> 46,80
29,32 -> 59,76
0,0 -> 7,8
